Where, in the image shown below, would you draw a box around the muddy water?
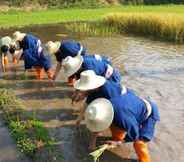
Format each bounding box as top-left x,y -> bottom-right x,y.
1,24 -> 184,162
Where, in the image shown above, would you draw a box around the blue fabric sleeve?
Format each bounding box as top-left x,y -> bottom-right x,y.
139,117 -> 156,142
120,114 -> 140,142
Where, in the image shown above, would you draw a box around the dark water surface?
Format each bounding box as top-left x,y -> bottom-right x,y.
0,24 -> 184,162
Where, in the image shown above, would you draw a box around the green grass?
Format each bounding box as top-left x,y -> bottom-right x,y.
64,22 -> 120,36
0,5 -> 184,28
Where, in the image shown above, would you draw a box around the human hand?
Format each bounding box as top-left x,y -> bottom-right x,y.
76,118 -> 82,126
88,143 -> 96,151
52,74 -> 56,81
105,140 -> 122,147
71,90 -> 87,104
48,80 -> 55,87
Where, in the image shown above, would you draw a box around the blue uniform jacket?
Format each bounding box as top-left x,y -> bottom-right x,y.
55,40 -> 86,63
86,80 -> 122,104
84,54 -> 112,65
21,34 -> 51,71
110,89 -> 160,142
80,55 -> 121,84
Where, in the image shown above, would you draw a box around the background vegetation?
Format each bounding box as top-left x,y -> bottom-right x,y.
0,5 -> 184,29
103,12 -> 184,43
0,2 -> 184,43
2,0 -> 184,8
120,0 -> 184,5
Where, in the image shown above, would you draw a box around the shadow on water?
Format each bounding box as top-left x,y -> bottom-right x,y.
21,108 -> 78,123
100,152 -> 137,162
0,80 -> 68,90
17,89 -> 72,100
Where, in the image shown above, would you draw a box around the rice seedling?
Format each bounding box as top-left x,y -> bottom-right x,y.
89,144 -> 115,162
20,73 -> 29,80
64,22 -> 120,36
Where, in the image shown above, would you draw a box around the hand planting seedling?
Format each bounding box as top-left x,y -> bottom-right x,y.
89,144 -> 115,162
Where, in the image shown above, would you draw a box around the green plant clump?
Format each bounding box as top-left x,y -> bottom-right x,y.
64,21 -> 120,36
0,89 -> 54,158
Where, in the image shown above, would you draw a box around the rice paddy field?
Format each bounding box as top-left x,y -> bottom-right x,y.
1,24 -> 184,161
1,5 -> 184,162
0,5 -> 183,28
103,12 -> 184,43
0,5 -> 184,43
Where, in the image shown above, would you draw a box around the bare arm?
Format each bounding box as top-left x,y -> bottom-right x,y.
72,90 -> 87,104
89,132 -> 101,151
53,62 -> 62,80
76,102 -> 87,125
1,53 -> 5,72
14,49 -> 23,64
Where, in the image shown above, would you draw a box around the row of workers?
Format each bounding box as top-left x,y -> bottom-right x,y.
0,31 -> 160,162
62,56 -> 160,162
0,31 -> 115,85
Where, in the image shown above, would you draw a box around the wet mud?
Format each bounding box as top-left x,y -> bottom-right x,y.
0,24 -> 184,162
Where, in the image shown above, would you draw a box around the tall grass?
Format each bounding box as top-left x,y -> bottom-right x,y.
64,22 -> 120,36
103,12 -> 184,43
0,5 -> 184,43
